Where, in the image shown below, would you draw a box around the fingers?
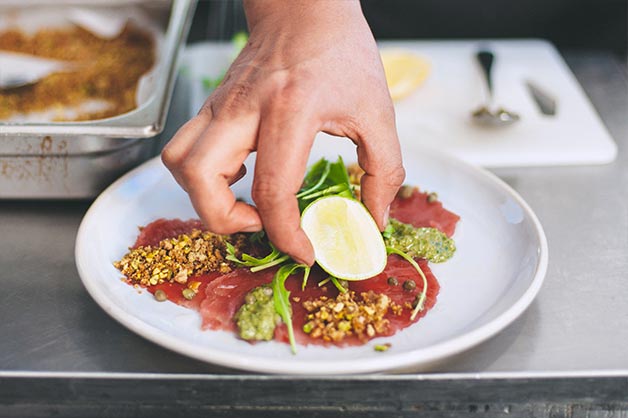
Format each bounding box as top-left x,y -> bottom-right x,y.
252,106 -> 317,265
227,164 -> 247,186
354,114 -> 405,230
167,113 -> 263,235
161,110 -> 213,190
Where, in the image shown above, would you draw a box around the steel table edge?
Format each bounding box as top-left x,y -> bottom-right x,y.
2,369 -> 628,381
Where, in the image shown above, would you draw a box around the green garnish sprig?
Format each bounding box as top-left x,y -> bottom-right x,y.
296,157 -> 354,212
226,241 -> 289,273
386,247 -> 428,321
227,156 -> 451,353
226,156 -> 356,354
272,263 -> 310,354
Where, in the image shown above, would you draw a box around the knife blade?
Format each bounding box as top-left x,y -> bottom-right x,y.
525,80 -> 557,116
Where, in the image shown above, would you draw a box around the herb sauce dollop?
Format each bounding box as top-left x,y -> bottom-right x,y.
235,285 -> 278,341
384,218 -> 456,263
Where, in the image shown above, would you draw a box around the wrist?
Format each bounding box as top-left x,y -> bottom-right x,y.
243,0 -> 363,34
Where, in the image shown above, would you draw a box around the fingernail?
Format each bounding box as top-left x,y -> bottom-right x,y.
241,222 -> 262,233
293,255 -> 315,267
382,205 -> 390,227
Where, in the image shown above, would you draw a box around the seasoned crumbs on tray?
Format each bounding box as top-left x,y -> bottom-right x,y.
0,24 -> 155,121
302,290 -> 403,343
113,229 -> 248,287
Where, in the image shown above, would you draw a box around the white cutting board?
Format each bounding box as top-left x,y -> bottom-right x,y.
182,39 -> 616,167
383,39 -> 617,167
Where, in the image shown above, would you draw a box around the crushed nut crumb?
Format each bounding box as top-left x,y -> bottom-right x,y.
302,291 -> 403,342
113,229 -> 247,286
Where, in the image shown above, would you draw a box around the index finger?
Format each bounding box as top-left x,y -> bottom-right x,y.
179,116 -> 263,234
252,109 -> 317,265
354,113 -> 405,230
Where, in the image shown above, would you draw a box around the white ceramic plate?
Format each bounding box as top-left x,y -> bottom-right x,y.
75,135 -> 548,374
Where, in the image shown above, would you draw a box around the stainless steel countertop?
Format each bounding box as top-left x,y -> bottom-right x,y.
0,51 -> 627,414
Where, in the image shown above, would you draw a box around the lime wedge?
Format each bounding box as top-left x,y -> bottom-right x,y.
301,196 -> 387,281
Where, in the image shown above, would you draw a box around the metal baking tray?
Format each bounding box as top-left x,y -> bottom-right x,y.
0,0 -> 196,198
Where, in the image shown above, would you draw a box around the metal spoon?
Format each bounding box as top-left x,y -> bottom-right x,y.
471,50 -> 520,127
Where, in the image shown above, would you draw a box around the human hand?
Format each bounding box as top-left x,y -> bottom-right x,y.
162,0 -> 405,265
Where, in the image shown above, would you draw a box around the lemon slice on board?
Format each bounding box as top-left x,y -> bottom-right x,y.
380,50 -> 431,101
301,196 -> 387,281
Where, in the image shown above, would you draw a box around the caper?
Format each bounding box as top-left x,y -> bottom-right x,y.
403,280 -> 416,291
244,293 -> 256,305
398,185 -> 415,199
154,289 -> 167,302
182,288 -> 196,300
387,276 -> 399,286
427,192 -> 438,203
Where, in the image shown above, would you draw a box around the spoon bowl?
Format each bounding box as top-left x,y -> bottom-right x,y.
471,50 -> 520,127
472,106 -> 520,127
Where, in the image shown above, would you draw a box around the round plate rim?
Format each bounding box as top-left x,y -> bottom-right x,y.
75,146 -> 548,375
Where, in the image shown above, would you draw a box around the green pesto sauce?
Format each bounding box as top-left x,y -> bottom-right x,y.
384,218 -> 456,263
234,285 -> 277,341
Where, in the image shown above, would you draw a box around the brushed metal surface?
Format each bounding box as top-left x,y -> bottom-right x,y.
0,52 -> 626,409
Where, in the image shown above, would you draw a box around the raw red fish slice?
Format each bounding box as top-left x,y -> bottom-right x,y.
133,218 -> 204,248
200,268 -> 277,332
390,189 -> 459,237
147,272 -> 223,310
275,255 -> 439,347
123,186 -> 458,348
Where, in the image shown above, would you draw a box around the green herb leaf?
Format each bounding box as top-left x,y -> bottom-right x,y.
296,160 -> 331,199
296,157 -> 354,212
272,263 -> 308,354
226,241 -> 289,272
301,266 -> 311,291
382,223 -> 395,240
330,276 -> 348,293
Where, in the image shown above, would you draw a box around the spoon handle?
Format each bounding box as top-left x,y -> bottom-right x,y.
477,50 -> 494,97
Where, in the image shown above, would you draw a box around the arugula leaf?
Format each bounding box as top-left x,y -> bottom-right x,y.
301,266 -> 311,291
296,159 -> 330,198
330,276 -> 348,293
225,241 -> 289,272
386,246 -> 428,321
272,263 -> 309,354
326,156 -> 351,190
297,156 -> 354,212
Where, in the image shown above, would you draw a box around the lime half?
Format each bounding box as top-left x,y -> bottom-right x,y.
301,196 -> 387,281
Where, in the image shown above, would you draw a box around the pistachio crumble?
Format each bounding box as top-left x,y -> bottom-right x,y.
302,290 -> 403,343
113,229 -> 248,287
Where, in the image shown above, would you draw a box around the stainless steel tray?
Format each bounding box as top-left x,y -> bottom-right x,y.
0,0 -> 196,198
